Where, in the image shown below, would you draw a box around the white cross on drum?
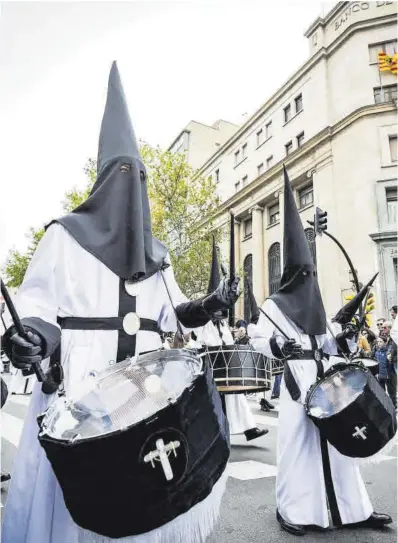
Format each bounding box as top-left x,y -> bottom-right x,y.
143,438 -> 181,481
352,425 -> 367,440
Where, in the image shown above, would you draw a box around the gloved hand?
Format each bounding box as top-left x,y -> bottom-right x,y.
9,330 -> 43,373
281,339 -> 303,358
341,323 -> 358,339
202,277 -> 240,315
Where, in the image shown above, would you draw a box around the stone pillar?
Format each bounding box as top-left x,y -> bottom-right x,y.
251,205 -> 264,303
234,218 -> 243,319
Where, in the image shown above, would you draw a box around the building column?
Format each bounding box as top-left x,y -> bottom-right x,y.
234,217 -> 243,319
251,205 -> 264,303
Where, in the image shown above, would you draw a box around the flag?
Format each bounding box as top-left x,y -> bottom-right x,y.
378,51 -> 392,72
391,53 -> 398,75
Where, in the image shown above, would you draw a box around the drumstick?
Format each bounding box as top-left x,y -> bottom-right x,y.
259,308 -> 290,340
0,278 -> 47,383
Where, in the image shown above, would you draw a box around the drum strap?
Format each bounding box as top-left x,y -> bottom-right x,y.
309,334 -> 342,527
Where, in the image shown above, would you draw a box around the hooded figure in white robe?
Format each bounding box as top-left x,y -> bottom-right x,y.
196,237 -> 267,442
1,62 -> 240,543
250,166 -> 392,536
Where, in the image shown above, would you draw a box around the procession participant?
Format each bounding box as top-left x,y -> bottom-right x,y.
2,62 -> 239,543
250,166 -> 392,536
197,237 -> 267,442
245,279 -> 276,411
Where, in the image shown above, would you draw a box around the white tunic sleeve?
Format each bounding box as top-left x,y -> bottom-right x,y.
250,299 -> 285,359
15,224 -> 62,330
157,256 -> 189,333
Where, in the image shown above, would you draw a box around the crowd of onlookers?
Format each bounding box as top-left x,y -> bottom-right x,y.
359,305 -> 397,409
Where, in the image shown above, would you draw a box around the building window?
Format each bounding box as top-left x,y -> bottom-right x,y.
305,228 -> 317,267
265,121 -> 272,139
256,129 -> 264,147
298,183 -> 314,209
214,169 -> 220,183
285,141 -> 293,155
283,104 -> 291,124
242,175 -> 248,187
268,203 -> 280,225
268,243 -> 281,295
243,255 -> 253,322
242,143 -> 248,160
234,149 -> 240,166
266,155 -> 274,169
369,40 -> 398,64
389,135 -> 397,162
235,181 -> 240,193
243,218 -> 252,239
295,94 -> 303,114
374,84 -> 397,104
257,163 -> 264,176
386,186 -> 397,224
297,132 -> 305,148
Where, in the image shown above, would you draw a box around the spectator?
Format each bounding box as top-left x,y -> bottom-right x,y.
390,305 -> 397,321
377,318 -> 386,337
366,329 -> 377,358
375,337 -> 389,385
235,326 -> 250,345
357,328 -> 371,357
382,321 -> 397,409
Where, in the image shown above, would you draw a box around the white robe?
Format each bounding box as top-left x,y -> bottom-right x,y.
196,321 -> 256,435
8,369 -> 36,395
2,223 -> 227,543
250,299 -> 373,528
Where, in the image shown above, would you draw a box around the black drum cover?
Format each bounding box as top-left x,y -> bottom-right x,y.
37,351 -> 230,538
305,363 -> 397,458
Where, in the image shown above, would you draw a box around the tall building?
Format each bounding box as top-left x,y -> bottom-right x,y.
168,120 -> 239,170
171,1 -> 398,320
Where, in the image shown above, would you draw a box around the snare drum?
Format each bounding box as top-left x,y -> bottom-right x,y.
198,344 -> 270,393
37,349 -> 229,538
305,362 -> 397,458
352,357 -> 379,377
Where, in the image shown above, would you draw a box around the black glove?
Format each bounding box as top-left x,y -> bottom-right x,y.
9,330 -> 43,373
340,324 -> 357,340
202,277 -> 240,315
281,339 -> 303,358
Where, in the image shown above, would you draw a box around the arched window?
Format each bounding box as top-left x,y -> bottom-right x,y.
268,243 -> 281,295
243,254 -> 253,323
305,228 -> 317,267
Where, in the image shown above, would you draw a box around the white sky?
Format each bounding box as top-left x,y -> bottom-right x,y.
0,1 -> 333,265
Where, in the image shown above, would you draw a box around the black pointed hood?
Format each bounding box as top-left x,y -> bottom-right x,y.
208,236 -> 221,294
333,273 -> 378,326
246,279 -> 260,324
48,61 -> 167,281
207,236 -> 228,321
269,166 -> 326,335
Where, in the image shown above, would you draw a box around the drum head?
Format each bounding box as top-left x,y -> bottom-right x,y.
40,349 -> 202,442
307,366 -> 368,419
354,357 -> 378,368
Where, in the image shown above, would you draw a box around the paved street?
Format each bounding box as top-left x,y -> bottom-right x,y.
1,380 -> 397,543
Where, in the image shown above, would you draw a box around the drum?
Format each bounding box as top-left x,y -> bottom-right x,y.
352,356 -> 379,377
305,362 -> 397,458
198,344 -> 270,393
37,349 -> 229,539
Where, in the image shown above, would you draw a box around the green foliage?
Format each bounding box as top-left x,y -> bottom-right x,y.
3,150 -> 220,298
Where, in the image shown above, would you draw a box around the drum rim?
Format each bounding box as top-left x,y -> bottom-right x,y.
304,363 -> 370,415
39,350 -> 204,445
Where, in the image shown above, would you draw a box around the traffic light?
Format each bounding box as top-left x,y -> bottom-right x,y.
314,207 -> 328,236
364,292 -> 375,327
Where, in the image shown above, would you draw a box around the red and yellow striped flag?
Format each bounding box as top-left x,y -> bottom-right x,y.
391,53 -> 398,75
378,51 -> 393,72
